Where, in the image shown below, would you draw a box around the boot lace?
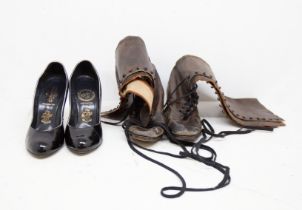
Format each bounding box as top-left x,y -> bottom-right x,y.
102,76 -> 254,198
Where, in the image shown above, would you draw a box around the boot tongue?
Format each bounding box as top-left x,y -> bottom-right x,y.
121,79 -> 154,112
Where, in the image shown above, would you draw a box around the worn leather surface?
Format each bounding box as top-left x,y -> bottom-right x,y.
128,125 -> 164,142
165,55 -> 284,140
102,36 -> 165,141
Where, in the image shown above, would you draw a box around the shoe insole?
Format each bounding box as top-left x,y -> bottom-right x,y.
71,75 -> 99,128
35,77 -> 66,131
121,79 -> 154,112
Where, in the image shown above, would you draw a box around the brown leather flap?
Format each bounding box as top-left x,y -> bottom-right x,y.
176,55 -> 285,129
115,36 -> 155,89
224,97 -> 284,128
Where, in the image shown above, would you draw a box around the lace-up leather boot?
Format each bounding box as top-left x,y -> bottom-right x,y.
165,55 -> 284,142
102,36 -> 165,142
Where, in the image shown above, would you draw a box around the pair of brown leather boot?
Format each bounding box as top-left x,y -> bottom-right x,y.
103,36 -> 283,140
102,36 -> 284,198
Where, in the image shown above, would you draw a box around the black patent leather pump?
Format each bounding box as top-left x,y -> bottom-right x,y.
26,62 -> 68,157
65,61 -> 102,154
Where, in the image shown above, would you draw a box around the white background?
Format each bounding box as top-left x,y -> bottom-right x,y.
1,0 -> 302,209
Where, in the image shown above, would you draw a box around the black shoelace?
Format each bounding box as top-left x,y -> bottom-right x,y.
104,118 -> 253,198
102,76 -> 254,198
179,84 -> 199,119
121,118 -> 253,198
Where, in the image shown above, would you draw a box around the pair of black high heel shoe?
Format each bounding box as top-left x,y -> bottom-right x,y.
26,61 -> 102,157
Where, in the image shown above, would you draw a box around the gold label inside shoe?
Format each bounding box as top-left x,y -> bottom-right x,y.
81,108 -> 93,122
41,111 -> 53,124
46,88 -> 58,103
78,89 -> 95,102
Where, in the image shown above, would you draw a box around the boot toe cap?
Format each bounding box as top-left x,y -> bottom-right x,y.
169,121 -> 202,139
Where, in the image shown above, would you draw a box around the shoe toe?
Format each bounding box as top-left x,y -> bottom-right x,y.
128,125 -> 164,142
170,122 -> 202,137
77,139 -> 88,149
36,142 -> 49,153
68,135 -> 101,154
27,141 -> 56,157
